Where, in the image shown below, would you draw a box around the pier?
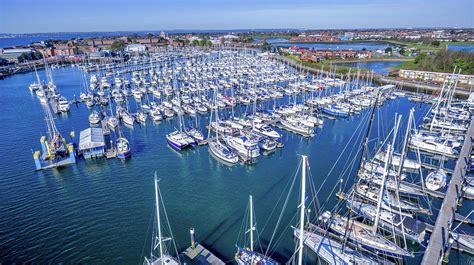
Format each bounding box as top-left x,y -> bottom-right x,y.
421,118 -> 474,265
179,228 -> 225,265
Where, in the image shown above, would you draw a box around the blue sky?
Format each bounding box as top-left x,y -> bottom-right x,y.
1,0 -> 473,33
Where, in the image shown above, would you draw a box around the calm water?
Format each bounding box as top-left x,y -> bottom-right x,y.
272,41 -> 392,51
0,67 -> 472,264
336,61 -> 403,75
447,44 -> 474,52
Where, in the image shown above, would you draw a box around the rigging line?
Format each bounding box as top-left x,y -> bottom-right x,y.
259,158 -> 301,237
159,189 -> 181,263
138,205 -> 156,265
264,161 -> 300,257
315,109 -> 371,214
235,201 -> 250,247
315,108 -> 371,196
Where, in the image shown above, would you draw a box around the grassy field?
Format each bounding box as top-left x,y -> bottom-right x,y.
283,54 -> 370,75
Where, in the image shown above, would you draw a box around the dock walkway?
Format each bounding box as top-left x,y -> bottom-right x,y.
180,243 -> 225,265
421,118 -> 474,265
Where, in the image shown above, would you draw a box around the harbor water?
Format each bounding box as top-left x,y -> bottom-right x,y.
0,66 -> 473,264
271,41 -> 393,51
336,61 -> 403,75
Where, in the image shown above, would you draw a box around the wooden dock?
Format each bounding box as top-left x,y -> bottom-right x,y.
180,243 -> 225,265
421,118 -> 474,265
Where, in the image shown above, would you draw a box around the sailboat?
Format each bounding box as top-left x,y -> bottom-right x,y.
207,88 -> 239,164
144,175 -> 180,265
235,195 -> 278,265
166,105 -> 195,150
292,156 -> 377,265
88,110 -> 101,125
425,169 -> 447,191
107,97 -> 119,129
116,125 -> 131,159
29,64 -> 43,91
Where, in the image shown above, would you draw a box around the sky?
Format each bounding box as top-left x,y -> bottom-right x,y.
0,0 -> 473,33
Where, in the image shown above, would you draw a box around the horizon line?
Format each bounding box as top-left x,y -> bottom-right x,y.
2,26 -> 473,35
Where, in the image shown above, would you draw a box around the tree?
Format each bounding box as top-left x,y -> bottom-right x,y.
184,39 -> 190,46
431,40 -> 440,47
192,39 -> 199,46
111,40 -> 125,51
32,51 -> 43,60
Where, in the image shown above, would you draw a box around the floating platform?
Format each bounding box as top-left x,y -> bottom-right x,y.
180,243 -> 225,265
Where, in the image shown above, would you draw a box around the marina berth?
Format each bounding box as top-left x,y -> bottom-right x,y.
15,45 -> 473,264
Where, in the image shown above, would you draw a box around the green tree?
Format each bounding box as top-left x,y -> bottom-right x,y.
32,51 -> 43,60
184,39 -> 190,46
192,39 -> 200,46
431,40 -> 440,47
199,39 -> 207,46
111,40 -> 125,51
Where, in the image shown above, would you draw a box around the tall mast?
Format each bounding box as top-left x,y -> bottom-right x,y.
154,175 -> 164,261
372,143 -> 391,234
297,155 -> 307,265
397,108 -> 414,177
373,115 -> 401,234
356,91 -> 380,179
249,195 -> 254,252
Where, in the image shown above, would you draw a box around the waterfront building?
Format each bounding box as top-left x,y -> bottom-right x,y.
125,44 -> 146,53
399,69 -> 474,85
78,128 -> 106,159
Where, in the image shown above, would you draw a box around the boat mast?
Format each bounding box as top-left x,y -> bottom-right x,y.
297,155 -> 307,265
373,115 -> 401,234
372,143 -> 392,234
356,90 -> 380,178
397,108 -> 414,177
249,194 -> 254,252
154,175 -> 164,261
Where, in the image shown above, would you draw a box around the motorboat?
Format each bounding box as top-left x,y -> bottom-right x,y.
58,96 -> 70,112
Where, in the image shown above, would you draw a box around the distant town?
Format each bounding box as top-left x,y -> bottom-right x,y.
1,28 -> 473,86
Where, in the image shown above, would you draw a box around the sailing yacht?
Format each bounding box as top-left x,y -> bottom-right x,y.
116,125 -> 131,159
122,112 -> 135,127
144,175 -> 180,265
116,137 -> 131,159
425,169 -> 447,191
292,156 -> 377,264
320,212 -> 413,259
235,195 -> 278,265
208,88 -> 239,164
346,198 -> 426,243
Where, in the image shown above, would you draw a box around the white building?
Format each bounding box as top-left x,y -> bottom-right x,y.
125,44 -> 146,53
79,128 -> 105,159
